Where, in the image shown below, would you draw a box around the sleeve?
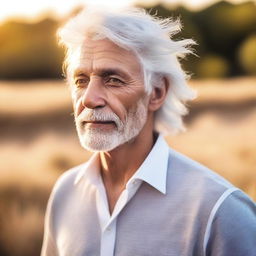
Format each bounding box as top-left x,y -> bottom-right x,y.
40,189 -> 59,256
205,189 -> 256,256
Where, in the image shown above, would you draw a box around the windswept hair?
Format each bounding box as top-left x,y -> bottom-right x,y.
58,7 -> 197,135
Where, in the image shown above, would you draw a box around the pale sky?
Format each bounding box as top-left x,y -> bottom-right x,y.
1,0 -> 255,23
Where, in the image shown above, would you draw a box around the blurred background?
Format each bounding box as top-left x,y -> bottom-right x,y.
0,0 -> 256,255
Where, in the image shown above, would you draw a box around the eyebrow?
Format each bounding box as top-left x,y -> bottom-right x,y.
73,68 -> 130,79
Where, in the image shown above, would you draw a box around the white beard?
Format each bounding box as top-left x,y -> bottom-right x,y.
75,98 -> 148,152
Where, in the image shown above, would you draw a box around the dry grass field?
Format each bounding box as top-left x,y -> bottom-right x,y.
0,77 -> 256,256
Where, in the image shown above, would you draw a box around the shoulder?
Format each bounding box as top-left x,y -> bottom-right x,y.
205,189 -> 256,255
52,162 -> 87,195
165,147 -> 256,255
164,146 -> 256,256
210,189 -> 256,227
166,147 -> 234,195
46,162 -> 88,213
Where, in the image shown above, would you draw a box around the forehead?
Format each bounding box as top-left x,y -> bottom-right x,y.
70,39 -> 143,75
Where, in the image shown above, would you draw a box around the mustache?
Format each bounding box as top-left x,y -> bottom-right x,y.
76,108 -> 124,129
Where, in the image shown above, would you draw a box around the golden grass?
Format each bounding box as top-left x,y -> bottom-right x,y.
0,77 -> 255,114
0,77 -> 255,256
167,110 -> 256,200
0,204 -> 44,256
0,80 -> 72,114
0,77 -> 255,199
190,77 -> 256,103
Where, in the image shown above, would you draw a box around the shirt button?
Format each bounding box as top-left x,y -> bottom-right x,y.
132,180 -> 137,185
106,227 -> 111,231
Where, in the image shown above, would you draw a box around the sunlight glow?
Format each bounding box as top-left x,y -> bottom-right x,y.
0,0 -> 136,23
0,0 -> 255,23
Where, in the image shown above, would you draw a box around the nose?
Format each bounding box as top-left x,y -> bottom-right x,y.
81,77 -> 106,109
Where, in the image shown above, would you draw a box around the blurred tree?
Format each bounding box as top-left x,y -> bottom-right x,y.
0,1 -> 256,80
140,1 -> 256,78
0,18 -> 64,79
196,54 -> 230,78
192,1 -> 256,75
238,34 -> 256,75
141,4 -> 203,77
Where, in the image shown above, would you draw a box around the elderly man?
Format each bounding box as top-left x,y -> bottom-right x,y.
41,7 -> 256,256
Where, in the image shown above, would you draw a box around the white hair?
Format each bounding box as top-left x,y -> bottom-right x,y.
58,6 -> 197,135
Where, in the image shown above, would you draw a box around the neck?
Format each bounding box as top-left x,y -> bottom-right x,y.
99,131 -> 155,188
98,114 -> 156,214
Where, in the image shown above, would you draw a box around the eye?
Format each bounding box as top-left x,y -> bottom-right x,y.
74,77 -> 89,87
105,77 -> 124,86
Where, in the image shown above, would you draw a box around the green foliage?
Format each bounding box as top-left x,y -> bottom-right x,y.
0,18 -> 64,79
143,1 -> 256,78
0,1 -> 256,79
196,54 -> 230,78
238,34 -> 256,75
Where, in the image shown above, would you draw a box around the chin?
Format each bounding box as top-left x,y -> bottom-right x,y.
78,131 -> 123,152
77,127 -> 143,152
80,140 -> 120,152
75,99 -> 148,152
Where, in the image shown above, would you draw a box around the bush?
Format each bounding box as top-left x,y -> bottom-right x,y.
238,34 -> 256,75
0,19 -> 64,79
196,55 -> 230,78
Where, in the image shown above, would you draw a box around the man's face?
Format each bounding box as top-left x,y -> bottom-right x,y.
70,39 -> 150,152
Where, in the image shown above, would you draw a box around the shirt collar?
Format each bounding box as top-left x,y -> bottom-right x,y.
126,134 -> 169,194
74,135 -> 169,194
74,152 -> 101,186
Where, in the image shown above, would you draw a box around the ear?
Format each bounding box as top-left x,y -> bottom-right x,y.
148,77 -> 169,112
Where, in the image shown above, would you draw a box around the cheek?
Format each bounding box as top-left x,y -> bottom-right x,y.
71,89 -> 84,117
108,92 -> 146,122
107,97 -> 127,122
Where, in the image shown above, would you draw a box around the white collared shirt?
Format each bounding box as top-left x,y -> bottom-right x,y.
41,135 -> 256,256
73,135 -> 169,256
